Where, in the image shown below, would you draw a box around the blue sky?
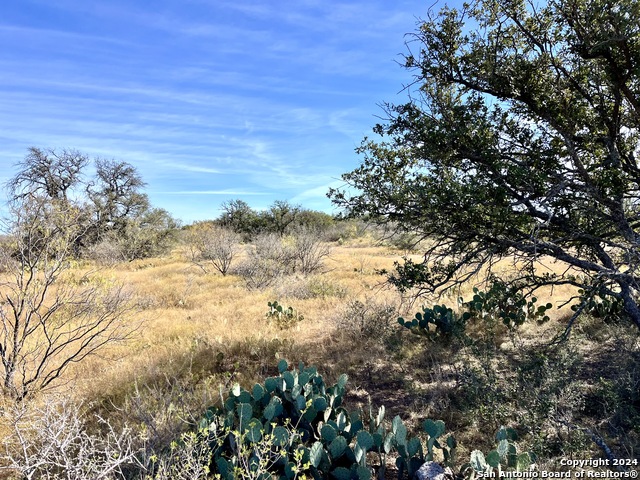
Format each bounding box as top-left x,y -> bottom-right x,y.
0,0 -> 443,223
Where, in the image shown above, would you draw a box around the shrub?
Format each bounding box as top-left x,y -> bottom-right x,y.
235,234 -> 294,289
179,360 -> 534,479
195,360 -> 448,479
335,298 -> 397,341
398,278 -> 553,343
84,237 -> 128,265
186,223 -> 241,275
0,398 -> 140,479
237,232 -> 330,289
290,228 -> 331,275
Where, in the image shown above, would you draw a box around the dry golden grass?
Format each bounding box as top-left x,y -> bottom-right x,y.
0,237 -> 583,410
61,244 -> 402,402
3,237 -> 639,475
60,242 -> 583,407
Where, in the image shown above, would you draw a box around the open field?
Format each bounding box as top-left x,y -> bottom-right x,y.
2,236 -> 639,477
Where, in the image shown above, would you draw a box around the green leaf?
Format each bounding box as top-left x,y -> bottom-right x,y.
496,426 -> 517,441
298,371 -> 310,386
321,424 -> 338,442
263,397 -> 283,421
516,453 -> 533,471
246,418 -> 263,443
295,394 -> 306,411
252,383 -> 265,401
331,467 -> 351,480
314,397 -> 328,411
486,450 -> 501,468
394,422 -> 407,447
356,465 -> 372,480
272,425 -> 289,447
238,391 -> 251,403
407,437 -> 421,457
283,371 -> 295,390
423,419 -> 445,439
264,377 -> 278,393
336,411 -> 348,431
337,373 -> 348,389
216,457 -> 231,477
303,406 -> 318,422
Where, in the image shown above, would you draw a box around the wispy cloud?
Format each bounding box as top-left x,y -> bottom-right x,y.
160,190 -> 267,195
0,0 -> 427,222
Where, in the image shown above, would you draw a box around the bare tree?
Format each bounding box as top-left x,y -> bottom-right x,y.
8,147 -> 89,201
0,196 -> 135,401
87,158 -> 149,238
186,223 -> 240,276
291,228 -> 331,274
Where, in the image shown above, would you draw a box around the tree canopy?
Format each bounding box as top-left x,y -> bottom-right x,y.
6,148 -> 177,260
330,0 -> 640,329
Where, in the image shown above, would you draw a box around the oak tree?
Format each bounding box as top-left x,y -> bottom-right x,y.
330,0 -> 640,328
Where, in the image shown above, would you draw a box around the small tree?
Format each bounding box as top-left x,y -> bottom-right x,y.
218,199 -> 262,239
0,196 -> 134,401
86,158 -> 150,243
331,0 -> 640,329
8,147 -> 171,260
291,228 -> 331,274
186,223 -> 240,276
263,200 -> 302,236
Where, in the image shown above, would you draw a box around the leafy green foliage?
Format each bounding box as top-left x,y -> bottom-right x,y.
398,304 -> 469,343
330,0 -> 640,329
217,199 -> 337,240
465,280 -> 552,328
573,286 -> 628,324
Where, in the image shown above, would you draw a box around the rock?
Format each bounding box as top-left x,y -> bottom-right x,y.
415,461 -> 454,480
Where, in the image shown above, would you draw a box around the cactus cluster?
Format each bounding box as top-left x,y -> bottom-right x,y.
465,281 -> 552,328
464,427 -> 534,477
398,279 -> 553,341
397,304 -> 469,342
574,286 -> 626,323
192,361 -> 533,479
266,301 -> 304,330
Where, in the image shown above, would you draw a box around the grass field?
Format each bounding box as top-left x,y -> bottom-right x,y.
2,234 -> 639,477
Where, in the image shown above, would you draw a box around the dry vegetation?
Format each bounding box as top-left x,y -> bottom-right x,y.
1,230 -> 639,478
